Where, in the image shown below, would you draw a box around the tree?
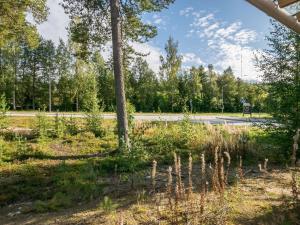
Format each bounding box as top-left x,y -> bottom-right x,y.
92,53 -> 115,111
62,0 -> 175,148
257,21 -> 300,132
0,0 -> 48,48
217,67 -> 238,112
39,39 -> 56,112
159,37 -> 182,112
56,39 -> 74,111
202,64 -> 219,112
129,57 -> 158,112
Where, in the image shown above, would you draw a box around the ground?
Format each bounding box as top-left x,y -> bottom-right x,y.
0,115 -> 299,225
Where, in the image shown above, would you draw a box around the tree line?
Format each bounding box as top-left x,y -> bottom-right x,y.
1,1 -> 298,148
0,36 -> 268,113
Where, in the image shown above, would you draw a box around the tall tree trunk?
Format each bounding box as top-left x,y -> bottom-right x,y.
32,64 -> 36,110
76,93 -> 79,112
13,57 -> 17,110
110,0 -> 129,148
48,73 -> 52,112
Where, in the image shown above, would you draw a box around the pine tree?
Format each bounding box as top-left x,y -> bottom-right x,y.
62,0 -> 175,148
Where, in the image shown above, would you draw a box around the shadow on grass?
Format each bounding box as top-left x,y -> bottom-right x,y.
234,200 -> 300,225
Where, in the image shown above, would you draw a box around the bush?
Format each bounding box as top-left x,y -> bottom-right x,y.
35,108 -> 51,141
0,136 -> 10,162
99,196 -> 117,212
54,113 -> 66,138
85,111 -> 105,137
0,94 -> 9,129
65,116 -> 80,136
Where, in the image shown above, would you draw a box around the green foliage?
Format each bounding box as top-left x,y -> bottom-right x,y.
65,117 -> 80,136
14,135 -> 30,160
99,196 -> 117,213
35,108 -> 51,141
0,136 -> 10,162
33,192 -> 72,212
159,36 -> 182,112
0,36 -> 269,114
0,95 -> 9,129
257,21 -> 300,133
85,111 -> 105,137
62,0 -> 174,59
0,0 -> 48,47
54,113 -> 66,138
127,101 -> 136,130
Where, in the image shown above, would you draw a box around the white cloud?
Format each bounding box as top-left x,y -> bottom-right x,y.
215,43 -> 261,80
182,8 -> 260,80
131,42 -> 163,74
214,22 -> 241,39
232,29 -> 257,44
182,53 -> 203,65
179,7 -> 194,16
191,13 -> 215,28
35,0 -> 70,45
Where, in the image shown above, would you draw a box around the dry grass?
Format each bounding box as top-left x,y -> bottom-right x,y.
0,118 -> 299,225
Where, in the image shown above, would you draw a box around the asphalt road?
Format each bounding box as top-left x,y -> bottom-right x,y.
6,112 -> 268,125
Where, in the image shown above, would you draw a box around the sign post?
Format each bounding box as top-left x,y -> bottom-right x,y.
243,102 -> 252,117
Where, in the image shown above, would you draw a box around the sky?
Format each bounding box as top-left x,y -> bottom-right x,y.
34,0 -> 273,81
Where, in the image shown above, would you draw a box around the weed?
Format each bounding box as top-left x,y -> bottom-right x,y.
85,109 -> 105,137
99,196 -> 117,212
0,94 -> 9,129
54,112 -> 66,138
65,116 -> 80,136
35,108 -> 51,141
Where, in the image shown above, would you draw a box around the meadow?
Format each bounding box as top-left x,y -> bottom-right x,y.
0,113 -> 299,224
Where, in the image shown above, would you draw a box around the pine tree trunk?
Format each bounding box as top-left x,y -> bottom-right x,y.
32,64 -> 36,110
110,0 -> 129,148
49,73 -> 52,112
76,93 -> 79,112
13,53 -> 17,110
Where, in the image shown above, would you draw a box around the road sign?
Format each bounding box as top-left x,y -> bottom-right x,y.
243,103 -> 252,116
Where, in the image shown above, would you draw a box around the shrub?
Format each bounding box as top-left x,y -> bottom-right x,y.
0,136 -> 10,162
35,108 -> 51,141
99,196 -> 117,212
54,113 -> 66,138
85,110 -> 105,137
65,116 -> 80,136
0,94 -> 9,129
127,101 -> 136,131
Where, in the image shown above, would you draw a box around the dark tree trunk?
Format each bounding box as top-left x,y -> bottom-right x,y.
13,51 -> 17,110
48,73 -> 52,112
110,0 -> 129,148
32,63 -> 36,110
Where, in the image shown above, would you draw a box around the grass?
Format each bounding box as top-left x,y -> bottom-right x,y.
0,114 -> 298,225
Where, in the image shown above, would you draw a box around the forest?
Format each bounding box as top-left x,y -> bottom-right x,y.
0,37 -> 268,113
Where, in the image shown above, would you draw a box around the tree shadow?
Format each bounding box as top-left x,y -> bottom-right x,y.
234,200 -> 300,225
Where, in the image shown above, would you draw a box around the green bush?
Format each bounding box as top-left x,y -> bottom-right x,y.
65,116 -> 80,136
35,108 -> 51,141
0,94 -> 9,129
0,136 -> 10,162
99,196 -> 117,212
85,111 -> 105,137
54,113 -> 66,138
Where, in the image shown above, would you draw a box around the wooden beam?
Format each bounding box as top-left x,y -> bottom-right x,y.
296,11 -> 300,21
278,0 -> 299,8
247,0 -> 300,33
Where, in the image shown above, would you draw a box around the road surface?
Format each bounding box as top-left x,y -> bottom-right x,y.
6,112 -> 268,125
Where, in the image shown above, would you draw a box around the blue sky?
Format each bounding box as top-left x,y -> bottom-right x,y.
35,0 -> 273,80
